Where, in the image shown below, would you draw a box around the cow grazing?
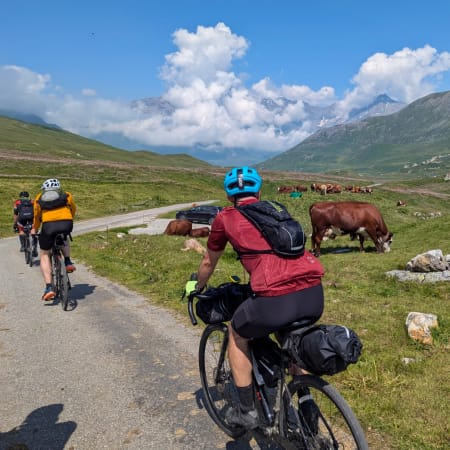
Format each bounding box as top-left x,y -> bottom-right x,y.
309,201 -> 393,256
397,200 -> 407,207
189,227 -> 210,238
277,185 -> 295,193
164,219 -> 192,236
311,182 -> 342,194
295,185 -> 309,192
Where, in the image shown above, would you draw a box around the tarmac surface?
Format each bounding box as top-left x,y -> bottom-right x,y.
0,202 -> 272,450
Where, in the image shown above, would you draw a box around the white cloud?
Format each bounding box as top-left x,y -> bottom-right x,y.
1,23 -> 450,161
0,65 -> 52,114
82,88 -> 97,97
337,45 -> 450,114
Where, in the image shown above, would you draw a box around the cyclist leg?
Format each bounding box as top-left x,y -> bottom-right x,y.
31,223 -> 38,256
225,324 -> 258,429
17,222 -> 26,251
226,285 -> 325,427
57,220 -> 75,272
39,224 -> 55,300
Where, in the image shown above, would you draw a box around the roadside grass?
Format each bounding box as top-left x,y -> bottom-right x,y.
1,158 -> 450,448
70,186 -> 450,450
0,165 -> 226,236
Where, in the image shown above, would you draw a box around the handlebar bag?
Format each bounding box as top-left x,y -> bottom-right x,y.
195,283 -> 252,324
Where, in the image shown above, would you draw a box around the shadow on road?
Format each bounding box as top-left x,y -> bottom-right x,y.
0,403 -> 76,450
69,283 -> 96,302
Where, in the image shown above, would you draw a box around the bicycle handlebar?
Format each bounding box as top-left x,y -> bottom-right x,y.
188,293 -> 198,326
185,274 -> 243,327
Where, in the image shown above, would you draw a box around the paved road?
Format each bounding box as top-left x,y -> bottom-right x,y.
0,203 -> 265,450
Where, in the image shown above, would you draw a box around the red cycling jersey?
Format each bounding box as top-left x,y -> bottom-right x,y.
207,198 -> 324,297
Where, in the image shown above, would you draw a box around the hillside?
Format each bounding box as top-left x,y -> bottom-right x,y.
258,91 -> 450,179
0,115 -> 211,169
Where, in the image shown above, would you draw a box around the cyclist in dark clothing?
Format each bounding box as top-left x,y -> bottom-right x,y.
13,191 -> 38,256
186,166 -> 325,429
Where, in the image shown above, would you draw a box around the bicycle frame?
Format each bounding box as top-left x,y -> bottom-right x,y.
22,223 -> 33,266
188,285 -> 369,448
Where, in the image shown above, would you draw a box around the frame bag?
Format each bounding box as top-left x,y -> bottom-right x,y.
287,324 -> 363,376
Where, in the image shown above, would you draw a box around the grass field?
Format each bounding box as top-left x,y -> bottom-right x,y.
1,139 -> 449,448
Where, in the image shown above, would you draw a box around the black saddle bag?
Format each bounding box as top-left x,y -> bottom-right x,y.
284,324 -> 363,376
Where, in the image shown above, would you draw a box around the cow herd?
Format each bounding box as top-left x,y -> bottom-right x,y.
278,183 -> 374,195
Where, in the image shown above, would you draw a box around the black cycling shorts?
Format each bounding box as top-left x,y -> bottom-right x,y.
231,283 -> 324,339
39,220 -> 73,250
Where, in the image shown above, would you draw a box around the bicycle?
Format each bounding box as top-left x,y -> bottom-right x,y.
187,279 -> 369,449
22,223 -> 35,267
51,233 -> 72,310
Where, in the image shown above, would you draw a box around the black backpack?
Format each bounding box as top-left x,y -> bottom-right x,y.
236,200 -> 306,257
17,199 -> 34,222
38,190 -> 68,210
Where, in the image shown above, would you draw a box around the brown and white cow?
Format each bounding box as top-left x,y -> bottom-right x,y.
309,201 -> 393,256
164,219 -> 192,236
277,185 -> 296,193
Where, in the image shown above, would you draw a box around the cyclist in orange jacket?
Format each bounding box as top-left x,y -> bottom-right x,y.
33,178 -> 77,301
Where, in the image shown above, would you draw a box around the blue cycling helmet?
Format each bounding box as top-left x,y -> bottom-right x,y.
223,166 -> 262,197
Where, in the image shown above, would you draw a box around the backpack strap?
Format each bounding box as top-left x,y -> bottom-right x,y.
235,203 -> 275,256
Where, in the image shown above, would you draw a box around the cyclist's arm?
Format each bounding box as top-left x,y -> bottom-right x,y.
196,248 -> 224,291
33,195 -> 42,231
66,192 -> 76,218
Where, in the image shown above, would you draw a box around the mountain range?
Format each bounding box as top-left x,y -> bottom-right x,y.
1,91 -> 449,178
0,93 -> 405,168
258,90 -> 450,178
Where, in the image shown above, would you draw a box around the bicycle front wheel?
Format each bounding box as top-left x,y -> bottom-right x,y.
59,260 -> 69,310
198,323 -> 246,439
280,375 -> 368,449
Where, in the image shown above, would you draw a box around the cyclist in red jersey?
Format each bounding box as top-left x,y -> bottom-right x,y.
186,167 -> 325,429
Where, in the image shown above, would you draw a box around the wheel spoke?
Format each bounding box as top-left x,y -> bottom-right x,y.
198,324 -> 245,439
280,375 -> 368,449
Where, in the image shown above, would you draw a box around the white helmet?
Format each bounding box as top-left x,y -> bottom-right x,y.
42,178 -> 61,190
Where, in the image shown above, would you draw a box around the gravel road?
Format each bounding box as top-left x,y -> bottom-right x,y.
0,203 -> 263,450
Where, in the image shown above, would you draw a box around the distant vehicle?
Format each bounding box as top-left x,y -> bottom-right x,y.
175,205 -> 223,225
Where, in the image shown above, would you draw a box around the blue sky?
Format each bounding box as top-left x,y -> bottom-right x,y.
1,0 -> 450,163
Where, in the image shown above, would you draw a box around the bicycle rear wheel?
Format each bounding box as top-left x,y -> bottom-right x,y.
279,375 -> 368,449
59,259 -> 69,310
24,234 -> 31,265
198,323 -> 246,439
28,235 -> 34,267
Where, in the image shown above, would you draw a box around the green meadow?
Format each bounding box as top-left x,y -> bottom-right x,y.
1,117 -> 449,448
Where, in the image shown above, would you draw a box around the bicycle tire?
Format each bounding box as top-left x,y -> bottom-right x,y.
59,258 -> 69,310
279,375 -> 368,449
198,323 -> 246,439
52,253 -> 60,298
28,235 -> 34,267
24,234 -> 31,265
